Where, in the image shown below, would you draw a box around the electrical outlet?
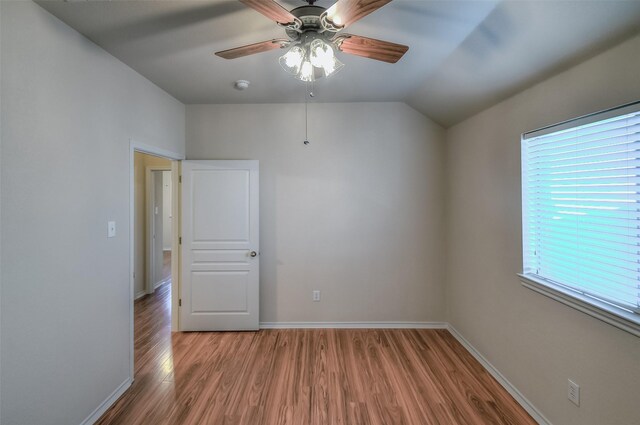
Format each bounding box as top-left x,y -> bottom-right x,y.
568,379 -> 580,406
312,290 -> 321,302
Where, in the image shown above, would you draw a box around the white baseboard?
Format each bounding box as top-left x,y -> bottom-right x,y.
447,325 -> 551,425
79,377 -> 131,425
134,290 -> 146,300
259,321 -> 448,329
153,278 -> 169,290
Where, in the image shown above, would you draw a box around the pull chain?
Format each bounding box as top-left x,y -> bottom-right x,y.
304,100 -> 308,144
304,81 -> 314,145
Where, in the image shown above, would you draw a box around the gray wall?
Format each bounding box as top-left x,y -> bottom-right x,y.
445,33 -> 640,425
187,102 -> 446,324
0,2 -> 185,424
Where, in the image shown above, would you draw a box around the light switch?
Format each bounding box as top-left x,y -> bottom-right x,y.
108,221 -> 116,238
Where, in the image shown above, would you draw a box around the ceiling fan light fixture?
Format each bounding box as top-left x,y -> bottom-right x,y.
309,39 -> 343,78
279,45 -> 306,75
298,60 -> 315,82
309,39 -> 333,68
322,56 -> 344,78
281,37 -> 342,81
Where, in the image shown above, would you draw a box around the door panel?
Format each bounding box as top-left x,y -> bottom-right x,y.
191,271 -> 249,312
181,160 -> 259,331
193,170 -> 250,242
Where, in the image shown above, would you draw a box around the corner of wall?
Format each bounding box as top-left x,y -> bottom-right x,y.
442,128 -> 452,324
402,101 -> 447,133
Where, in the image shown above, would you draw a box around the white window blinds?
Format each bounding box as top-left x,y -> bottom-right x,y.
522,103 -> 640,315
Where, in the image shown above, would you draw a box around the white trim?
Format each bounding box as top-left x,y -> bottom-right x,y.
523,99 -> 640,139
519,274 -> 640,338
259,321 -> 448,329
79,378 -> 131,425
129,139 -> 183,383
154,277 -> 170,290
447,325 -> 551,425
134,290 -> 147,300
170,160 -> 181,332
131,140 -> 185,161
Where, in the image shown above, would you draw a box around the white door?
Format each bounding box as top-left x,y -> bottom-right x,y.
181,160 -> 259,331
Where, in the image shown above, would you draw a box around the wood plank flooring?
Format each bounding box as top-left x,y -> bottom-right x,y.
97,284 -> 536,425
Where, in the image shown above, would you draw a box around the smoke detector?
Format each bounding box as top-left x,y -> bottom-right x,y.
234,80 -> 250,90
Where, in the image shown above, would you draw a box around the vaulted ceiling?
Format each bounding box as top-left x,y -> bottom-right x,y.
38,0 -> 640,127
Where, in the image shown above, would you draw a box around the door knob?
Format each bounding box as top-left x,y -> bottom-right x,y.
250,251 -> 257,257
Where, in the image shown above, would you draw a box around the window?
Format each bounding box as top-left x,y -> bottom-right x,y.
521,101 -> 640,336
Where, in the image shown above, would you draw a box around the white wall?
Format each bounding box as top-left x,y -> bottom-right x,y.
0,2 -> 185,424
445,33 -> 640,425
187,102 -> 446,324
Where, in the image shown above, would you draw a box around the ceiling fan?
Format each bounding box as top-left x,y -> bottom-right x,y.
215,0 -> 409,81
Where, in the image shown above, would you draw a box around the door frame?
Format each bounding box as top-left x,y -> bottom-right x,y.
145,166 -> 172,295
129,139 -> 183,381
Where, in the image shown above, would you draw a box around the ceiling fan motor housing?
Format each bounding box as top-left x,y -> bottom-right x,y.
285,5 -> 327,41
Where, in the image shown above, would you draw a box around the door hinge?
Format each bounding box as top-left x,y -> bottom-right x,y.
179,175 -> 182,183
179,299 -> 182,307
179,237 -> 182,244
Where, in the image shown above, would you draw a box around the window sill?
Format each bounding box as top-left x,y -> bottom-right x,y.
518,274 -> 640,338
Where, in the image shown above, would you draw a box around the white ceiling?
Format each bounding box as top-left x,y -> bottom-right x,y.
37,0 -> 640,127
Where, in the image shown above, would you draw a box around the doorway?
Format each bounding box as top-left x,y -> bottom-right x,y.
130,143 -> 182,381
134,152 -> 171,300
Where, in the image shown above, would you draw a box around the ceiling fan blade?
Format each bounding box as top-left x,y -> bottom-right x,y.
215,39 -> 289,60
239,0 -> 298,25
337,34 -> 408,63
325,0 -> 392,28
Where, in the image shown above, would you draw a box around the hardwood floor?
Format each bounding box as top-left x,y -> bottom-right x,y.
98,285 -> 535,425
